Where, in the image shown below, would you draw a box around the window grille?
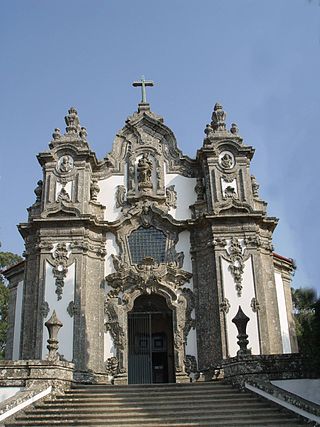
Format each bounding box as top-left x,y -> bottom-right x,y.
128,226 -> 166,264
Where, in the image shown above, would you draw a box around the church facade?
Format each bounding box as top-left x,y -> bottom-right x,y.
5,88 -> 298,384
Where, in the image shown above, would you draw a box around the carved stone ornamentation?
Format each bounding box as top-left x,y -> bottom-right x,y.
34,180 -> 43,204
106,255 -> 192,300
57,187 -> 71,203
211,102 -> 226,132
232,306 -> 251,356
90,179 -> 100,202
79,127 -> 87,141
181,288 -> 195,341
67,301 -> 79,317
52,243 -> 69,301
184,355 -> 197,376
115,185 -> 126,208
213,238 -> 227,249
230,123 -> 239,135
195,178 -> 205,201
45,310 -> 63,362
40,301 -> 50,318
105,356 -> 119,376
251,175 -> 260,198
220,153 -> 234,169
251,297 -> 260,313
105,302 -> 125,350
222,174 -> 236,183
52,128 -> 61,140
137,153 -> 153,191
140,203 -> 153,228
220,298 -> 231,314
57,155 -> 74,174
166,185 -> 177,209
224,186 -> 237,199
65,107 -> 81,134
223,238 -> 249,297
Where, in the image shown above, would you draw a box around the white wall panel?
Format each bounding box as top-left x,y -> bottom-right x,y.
42,260 -> 75,361
12,281 -> 23,360
98,175 -> 125,221
222,255 -> 260,357
274,271 -> 291,353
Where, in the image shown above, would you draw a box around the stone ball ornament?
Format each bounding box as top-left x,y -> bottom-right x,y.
57,155 -> 74,173
219,151 -> 235,169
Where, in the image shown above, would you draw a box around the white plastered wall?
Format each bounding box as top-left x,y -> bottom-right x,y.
103,232 -> 119,361
165,169 -> 197,220
12,281 -> 23,360
221,245 -> 260,357
274,271 -> 291,353
97,175 -> 125,222
42,253 -> 75,361
176,231 -> 197,360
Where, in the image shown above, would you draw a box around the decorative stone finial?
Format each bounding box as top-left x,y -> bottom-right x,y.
211,102 -> 226,131
65,107 -> 81,134
52,128 -> 61,140
45,310 -> 63,362
79,127 -> 87,141
34,180 -> 43,203
230,123 -> 239,135
232,306 -> 251,356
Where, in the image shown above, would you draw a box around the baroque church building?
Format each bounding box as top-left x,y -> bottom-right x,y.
5,82 -> 297,385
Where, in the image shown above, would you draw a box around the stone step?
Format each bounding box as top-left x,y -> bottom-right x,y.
33,398 -> 267,411
6,415 -> 305,426
70,382 -> 230,391
23,405 -> 281,418
5,382 -> 306,427
60,389 -> 243,399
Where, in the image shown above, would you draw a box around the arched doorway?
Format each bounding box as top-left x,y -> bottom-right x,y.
128,294 -> 175,384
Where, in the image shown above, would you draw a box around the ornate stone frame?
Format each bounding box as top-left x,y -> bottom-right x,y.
104,204 -> 194,383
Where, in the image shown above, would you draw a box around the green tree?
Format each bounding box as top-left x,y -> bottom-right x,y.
0,249 -> 23,358
292,287 -> 320,374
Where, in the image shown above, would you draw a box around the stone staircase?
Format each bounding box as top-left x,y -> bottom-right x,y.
5,382 -> 306,426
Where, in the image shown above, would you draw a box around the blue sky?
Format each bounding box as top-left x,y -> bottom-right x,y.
1,0 -> 319,294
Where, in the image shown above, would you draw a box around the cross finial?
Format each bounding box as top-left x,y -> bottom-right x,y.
132,76 -> 154,104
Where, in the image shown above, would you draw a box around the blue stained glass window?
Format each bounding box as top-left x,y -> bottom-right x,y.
128,226 -> 167,264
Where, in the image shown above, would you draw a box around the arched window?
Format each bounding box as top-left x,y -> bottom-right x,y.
128,226 -> 167,264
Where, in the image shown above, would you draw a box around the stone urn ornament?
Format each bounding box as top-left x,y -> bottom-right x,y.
45,310 -> 63,362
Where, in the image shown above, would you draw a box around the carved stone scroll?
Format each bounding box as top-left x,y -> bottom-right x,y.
52,243 -> 69,300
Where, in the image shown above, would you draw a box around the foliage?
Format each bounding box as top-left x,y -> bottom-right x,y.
292,287 -> 320,374
0,248 -> 23,358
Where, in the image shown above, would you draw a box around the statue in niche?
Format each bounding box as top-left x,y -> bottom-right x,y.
34,180 -> 43,203
137,153 -> 153,191
58,155 -> 74,173
90,179 -> 100,202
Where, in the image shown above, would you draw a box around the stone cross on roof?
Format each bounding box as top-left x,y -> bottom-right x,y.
132,76 -> 154,104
